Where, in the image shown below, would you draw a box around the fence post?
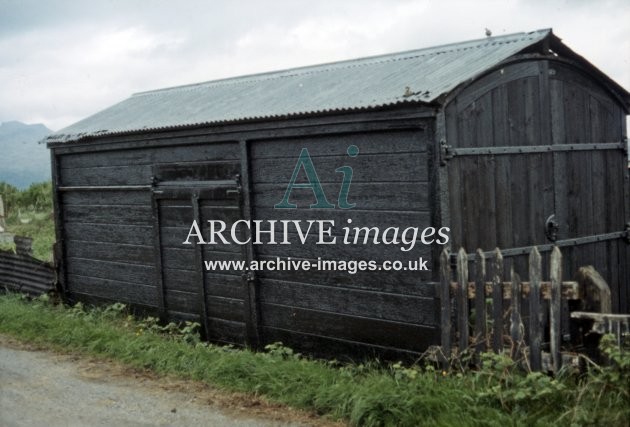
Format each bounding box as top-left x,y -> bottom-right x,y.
576,266 -> 612,314
440,249 -> 451,362
456,248 -> 469,354
528,246 -> 542,371
550,246 -> 562,372
474,249 -> 486,355
510,268 -> 523,359
492,248 -> 504,353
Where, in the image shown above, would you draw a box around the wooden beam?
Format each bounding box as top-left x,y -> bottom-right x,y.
456,248 -> 469,353
528,247 -> 543,371
439,249 -> 451,362
549,247 -> 562,373
474,249 -> 486,354
491,248 -> 503,353
447,280 -> 580,300
575,265 -> 612,313
239,140 -> 261,349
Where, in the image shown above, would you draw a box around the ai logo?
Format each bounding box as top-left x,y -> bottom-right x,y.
274,145 -> 359,209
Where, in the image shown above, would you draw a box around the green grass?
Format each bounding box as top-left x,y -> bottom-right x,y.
0,294 -> 628,426
4,213 -> 55,262
1,180 -> 55,262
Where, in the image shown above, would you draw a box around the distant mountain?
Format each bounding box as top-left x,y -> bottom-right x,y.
0,121 -> 52,188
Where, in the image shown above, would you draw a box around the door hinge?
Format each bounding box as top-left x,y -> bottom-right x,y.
242,270 -> 256,283
227,174 -> 242,196
623,222 -> 630,244
440,139 -> 453,165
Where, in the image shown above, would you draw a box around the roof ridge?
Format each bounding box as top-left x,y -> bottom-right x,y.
133,29 -> 551,97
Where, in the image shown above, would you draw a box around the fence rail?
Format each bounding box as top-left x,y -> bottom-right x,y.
438,246 -> 617,372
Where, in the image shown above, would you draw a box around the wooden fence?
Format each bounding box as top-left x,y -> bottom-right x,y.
438,246 -> 614,372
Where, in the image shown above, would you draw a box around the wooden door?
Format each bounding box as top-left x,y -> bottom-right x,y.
445,61 -> 554,263
151,161 -> 251,342
444,59 -> 629,311
547,62 -> 629,312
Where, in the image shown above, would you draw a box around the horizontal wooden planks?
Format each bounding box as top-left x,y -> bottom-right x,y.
163,291 -> 244,322
255,239 -> 432,265
67,274 -> 157,306
252,208 -> 431,232
259,278 -> 434,325
161,226 -> 241,252
59,142 -> 240,169
261,327 -> 425,360
252,152 -> 428,184
205,317 -> 246,345
260,304 -> 437,353
255,263 -> 435,297
65,240 -> 154,266
251,129 -> 428,159
55,118 -> 445,355
205,273 -> 245,300
63,205 -> 152,226
253,182 -> 429,211
60,165 -> 152,187
161,268 -> 245,295
62,190 -> 151,206
65,224 -> 153,246
158,204 -> 240,228
59,143 -> 238,186
66,258 -> 156,286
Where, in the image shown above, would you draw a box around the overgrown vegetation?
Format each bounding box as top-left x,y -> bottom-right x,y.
0,293 -> 627,426
0,181 -> 54,261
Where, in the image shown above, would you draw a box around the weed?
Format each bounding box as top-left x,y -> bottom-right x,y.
0,293 -> 628,426
1,180 -> 55,261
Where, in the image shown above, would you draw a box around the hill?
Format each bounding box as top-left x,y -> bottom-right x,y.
0,121 -> 52,188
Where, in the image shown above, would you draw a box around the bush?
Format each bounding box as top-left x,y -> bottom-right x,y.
0,180 -> 54,261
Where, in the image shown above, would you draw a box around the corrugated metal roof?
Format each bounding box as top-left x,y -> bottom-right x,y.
49,29 -> 553,143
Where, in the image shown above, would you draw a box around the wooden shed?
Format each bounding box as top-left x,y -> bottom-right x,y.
46,29 -> 630,357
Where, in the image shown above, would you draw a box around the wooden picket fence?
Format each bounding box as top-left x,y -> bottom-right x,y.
437,246 -> 611,372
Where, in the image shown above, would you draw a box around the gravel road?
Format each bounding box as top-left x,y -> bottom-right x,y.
0,339 -> 333,427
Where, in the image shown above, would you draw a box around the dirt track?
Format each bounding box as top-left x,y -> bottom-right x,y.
0,337 -> 338,427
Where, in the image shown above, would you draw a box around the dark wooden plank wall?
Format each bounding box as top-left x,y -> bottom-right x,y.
445,59 -> 629,313
446,62 -> 553,257
58,142 -> 241,309
548,63 -> 629,313
249,128 -> 439,355
54,108 -> 442,357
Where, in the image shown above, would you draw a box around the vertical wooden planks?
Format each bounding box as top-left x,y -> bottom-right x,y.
474,249 -> 486,354
492,85 -> 514,252
620,114 -> 629,313
550,246 -> 562,372
151,197 -> 166,319
440,249 -> 452,362
436,110 -> 451,250
50,152 -> 67,296
192,193 -> 210,337
456,248 -> 469,353
239,140 -> 261,349
492,248 -> 504,353
528,247 -> 542,371
510,268 -> 523,359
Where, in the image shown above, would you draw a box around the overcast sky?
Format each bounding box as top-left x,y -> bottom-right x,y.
0,0 -> 628,132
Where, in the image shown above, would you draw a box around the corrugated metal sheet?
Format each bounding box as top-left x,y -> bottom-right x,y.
48,29 -> 552,143
0,250 -> 55,296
